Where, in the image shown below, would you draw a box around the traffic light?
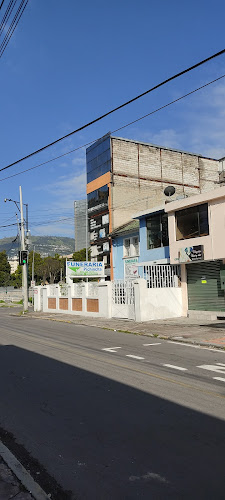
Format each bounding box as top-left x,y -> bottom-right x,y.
19,250 -> 28,265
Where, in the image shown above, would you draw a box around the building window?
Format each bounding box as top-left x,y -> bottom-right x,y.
123,237 -> 139,257
146,213 -> 169,249
133,237 -> 139,256
176,203 -> 209,241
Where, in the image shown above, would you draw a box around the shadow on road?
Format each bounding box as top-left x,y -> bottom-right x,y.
0,345 -> 224,499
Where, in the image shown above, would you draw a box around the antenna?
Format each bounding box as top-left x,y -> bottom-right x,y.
164,186 -> 176,197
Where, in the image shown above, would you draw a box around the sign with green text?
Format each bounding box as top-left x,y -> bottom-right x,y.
66,261 -> 104,278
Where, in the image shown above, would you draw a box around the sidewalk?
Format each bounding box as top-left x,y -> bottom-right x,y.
24,311 -> 225,349
0,455 -> 34,499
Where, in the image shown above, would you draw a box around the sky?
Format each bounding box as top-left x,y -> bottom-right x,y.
1,0 -> 225,242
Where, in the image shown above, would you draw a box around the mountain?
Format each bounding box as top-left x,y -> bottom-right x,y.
0,236 -> 75,258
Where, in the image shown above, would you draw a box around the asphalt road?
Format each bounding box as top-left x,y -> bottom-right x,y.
0,309 -> 225,499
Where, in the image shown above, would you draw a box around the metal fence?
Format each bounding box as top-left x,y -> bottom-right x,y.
112,280 -> 135,305
143,264 -> 181,288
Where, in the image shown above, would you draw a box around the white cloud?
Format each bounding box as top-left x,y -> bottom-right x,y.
127,79 -> 225,159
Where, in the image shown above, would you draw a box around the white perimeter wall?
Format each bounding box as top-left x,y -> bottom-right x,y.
134,279 -> 183,322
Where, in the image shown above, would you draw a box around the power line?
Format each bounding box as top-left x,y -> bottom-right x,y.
0,71 -> 225,184
0,0 -> 17,36
0,0 -> 6,10
0,0 -> 29,58
1,48 -> 225,172
0,222 -> 18,228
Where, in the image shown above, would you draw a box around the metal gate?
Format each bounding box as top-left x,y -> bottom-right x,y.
187,260 -> 225,311
112,280 -> 135,319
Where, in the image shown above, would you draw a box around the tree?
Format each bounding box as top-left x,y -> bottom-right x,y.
28,251 -> 43,285
37,256 -> 61,284
0,251 -> 11,286
72,248 -> 91,261
11,265 -> 22,288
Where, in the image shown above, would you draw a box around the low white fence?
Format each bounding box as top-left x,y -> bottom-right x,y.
34,278 -> 184,321
34,282 -> 111,318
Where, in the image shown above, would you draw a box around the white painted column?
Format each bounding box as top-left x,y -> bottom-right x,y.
68,286 -> 72,313
180,264 -> 188,317
42,288 -> 48,312
33,286 -> 41,311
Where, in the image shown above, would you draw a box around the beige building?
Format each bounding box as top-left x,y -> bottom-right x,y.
8,256 -> 19,274
165,186 -> 225,317
86,134 -> 220,278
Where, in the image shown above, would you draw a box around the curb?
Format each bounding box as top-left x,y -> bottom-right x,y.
0,440 -> 49,500
17,313 -> 225,351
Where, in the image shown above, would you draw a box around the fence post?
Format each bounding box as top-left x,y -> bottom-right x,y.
133,278 -> 146,322
82,283 -> 87,314
68,286 -> 72,313
33,286 -> 40,311
42,287 -> 48,312
98,281 -> 112,318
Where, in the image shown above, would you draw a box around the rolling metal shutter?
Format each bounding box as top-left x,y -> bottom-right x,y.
187,260 -> 225,311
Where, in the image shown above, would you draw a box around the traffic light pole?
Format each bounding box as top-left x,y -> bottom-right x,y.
19,186 -> 28,311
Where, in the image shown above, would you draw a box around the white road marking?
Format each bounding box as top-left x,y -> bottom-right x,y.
197,364 -> 225,374
213,377 -> 225,382
102,347 -> 121,353
143,343 -> 161,346
126,355 -> 145,360
167,341 -> 225,353
163,364 -> 187,371
216,362 -> 225,366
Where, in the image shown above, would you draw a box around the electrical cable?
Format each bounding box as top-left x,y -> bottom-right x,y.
0,71 -> 224,184
1,48 -> 225,172
0,0 -> 29,58
0,222 -> 18,228
0,0 -> 23,48
0,0 -> 6,10
0,0 -> 17,36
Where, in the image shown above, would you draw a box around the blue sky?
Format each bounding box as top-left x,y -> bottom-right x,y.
1,0 -> 225,240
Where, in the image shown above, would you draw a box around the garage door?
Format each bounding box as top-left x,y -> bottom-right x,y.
187,260 -> 225,311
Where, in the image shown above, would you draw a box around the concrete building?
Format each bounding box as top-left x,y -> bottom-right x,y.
165,185 -> 225,317
111,220 -> 139,280
8,256 -> 19,274
86,133 -> 220,278
74,200 -> 89,252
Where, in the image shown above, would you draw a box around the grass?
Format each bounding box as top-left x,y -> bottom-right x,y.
0,300 -> 5,303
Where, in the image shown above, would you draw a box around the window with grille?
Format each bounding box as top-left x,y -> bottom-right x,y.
123,237 -> 139,257
124,238 -> 131,257
146,213 -> 169,249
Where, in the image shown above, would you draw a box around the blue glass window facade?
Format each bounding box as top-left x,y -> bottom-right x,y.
86,135 -> 111,183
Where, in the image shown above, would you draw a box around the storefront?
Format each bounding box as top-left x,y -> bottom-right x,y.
186,260 -> 225,312
165,185 -> 225,317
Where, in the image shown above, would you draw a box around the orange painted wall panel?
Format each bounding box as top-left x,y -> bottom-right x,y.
86,172 -> 111,194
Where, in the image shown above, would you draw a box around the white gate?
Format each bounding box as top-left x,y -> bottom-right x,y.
112,280 -> 135,319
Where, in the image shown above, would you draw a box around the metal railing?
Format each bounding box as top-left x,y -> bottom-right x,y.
143,264 -> 181,288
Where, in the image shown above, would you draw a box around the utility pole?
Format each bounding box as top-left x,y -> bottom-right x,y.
19,186 -> 28,311
32,245 -> 35,283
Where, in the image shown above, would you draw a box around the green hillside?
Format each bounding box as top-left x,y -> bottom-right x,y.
0,236 -> 75,258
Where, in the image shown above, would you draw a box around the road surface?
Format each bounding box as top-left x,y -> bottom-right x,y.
0,310 -> 224,499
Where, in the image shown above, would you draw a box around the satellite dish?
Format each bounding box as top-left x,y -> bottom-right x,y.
164,186 -> 176,197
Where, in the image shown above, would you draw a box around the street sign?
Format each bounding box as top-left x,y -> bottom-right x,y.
66,261 -> 105,278
31,280 -> 35,287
